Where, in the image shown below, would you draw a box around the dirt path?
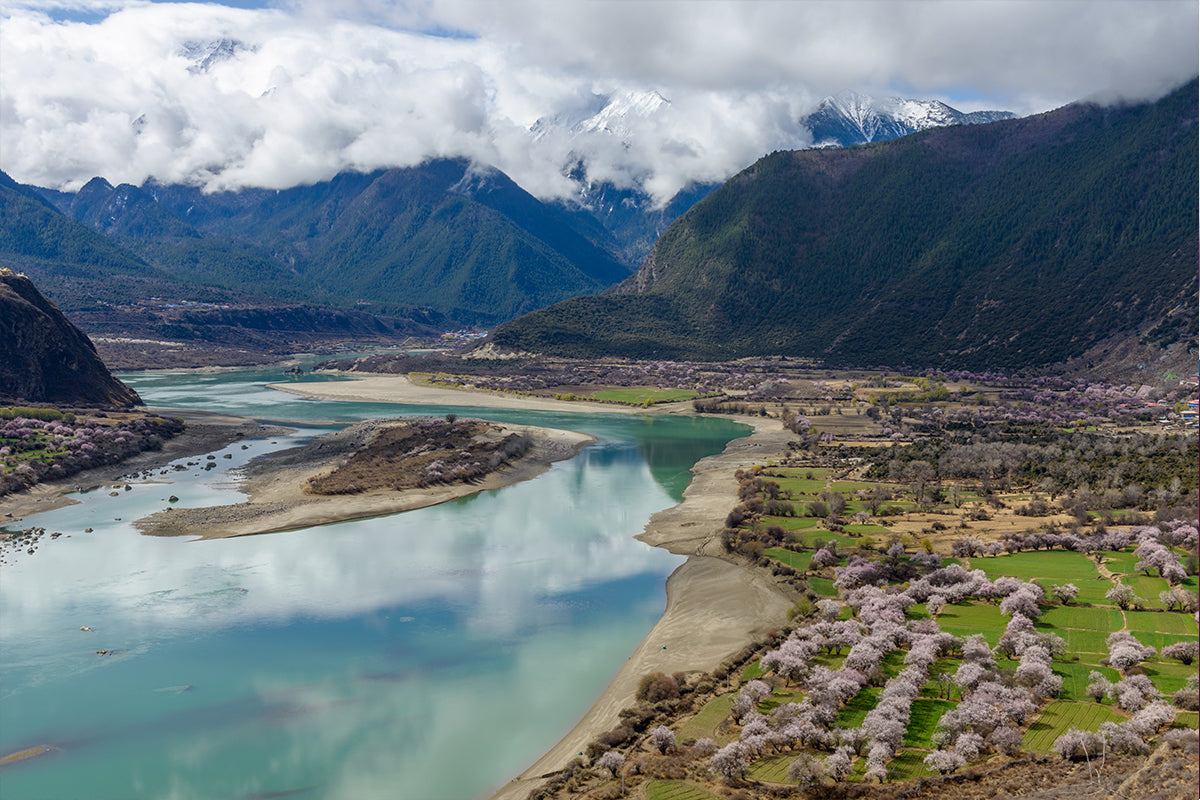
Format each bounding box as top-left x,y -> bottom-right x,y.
1095,557 -> 1129,629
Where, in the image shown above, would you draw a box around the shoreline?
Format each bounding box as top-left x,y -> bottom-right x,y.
0,409 -> 284,526
484,416 -> 795,800
268,374 -> 668,415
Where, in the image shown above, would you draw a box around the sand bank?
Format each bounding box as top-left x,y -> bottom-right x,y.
134,421 -> 594,539
270,374 -> 650,414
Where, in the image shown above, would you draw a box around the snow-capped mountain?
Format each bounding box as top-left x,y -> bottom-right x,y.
528,88 -> 1017,264
178,38 -> 253,74
530,90 -> 670,142
802,90 -> 1015,147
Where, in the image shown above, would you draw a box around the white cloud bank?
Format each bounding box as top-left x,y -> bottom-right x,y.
1,0 -> 1196,202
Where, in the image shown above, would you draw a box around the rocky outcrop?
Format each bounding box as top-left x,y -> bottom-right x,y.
0,270 -> 140,407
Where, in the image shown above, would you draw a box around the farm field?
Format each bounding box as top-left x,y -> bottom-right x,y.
1024,701 -> 1129,752
587,387 -> 703,405
645,781 -> 722,800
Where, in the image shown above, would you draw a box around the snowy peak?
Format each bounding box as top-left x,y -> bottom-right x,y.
578,90 -> 669,137
804,90 -> 1015,147
529,90 -> 669,142
178,38 -> 253,74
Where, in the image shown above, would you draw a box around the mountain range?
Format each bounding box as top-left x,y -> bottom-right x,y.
533,89 -> 1015,262
8,82 -> 1193,378
0,88 -> 1018,336
23,159 -> 629,325
488,80 -> 1199,374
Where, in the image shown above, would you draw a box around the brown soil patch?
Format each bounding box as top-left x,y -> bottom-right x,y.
303,418 -> 532,494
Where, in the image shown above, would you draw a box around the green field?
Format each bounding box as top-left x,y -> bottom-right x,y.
808,577 -> 839,597
830,480 -> 878,494
776,480 -> 829,497
907,603 -> 929,620
836,685 -> 882,728
1052,662 -> 1119,701
1036,606 -> 1124,657
1023,701 -> 1127,752
810,652 -> 848,671
676,695 -> 734,745
1058,577 -> 1123,606
843,523 -> 892,537
968,550 -> 1103,582
1175,711 -> 1200,729
646,781 -> 723,800
901,698 -> 956,748
588,387 -> 703,405
1102,551 -> 1140,575
747,754 -> 795,782
1139,660 -> 1198,694
765,548 -> 813,571
1038,605 -> 1125,632
936,603 -> 1007,645
1123,574 -> 1174,609
1125,610 -> 1199,636
887,749 -> 936,780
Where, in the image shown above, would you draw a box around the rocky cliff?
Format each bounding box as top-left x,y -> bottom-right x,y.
0,270 -> 141,407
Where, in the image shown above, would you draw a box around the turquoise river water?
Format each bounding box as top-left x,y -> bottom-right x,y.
0,367 -> 748,800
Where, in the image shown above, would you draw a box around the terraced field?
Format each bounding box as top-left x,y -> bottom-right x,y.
1023,700 -> 1128,752
645,781 -> 723,800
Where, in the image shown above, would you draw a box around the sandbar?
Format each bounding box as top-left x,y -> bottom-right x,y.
269,374 -> 653,414
135,420 -> 595,539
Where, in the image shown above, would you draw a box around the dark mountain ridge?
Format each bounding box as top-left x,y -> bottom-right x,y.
0,270 -> 141,407
488,80 -> 1199,374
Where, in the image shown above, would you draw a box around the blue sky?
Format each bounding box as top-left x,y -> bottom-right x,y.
3,1 -> 1196,197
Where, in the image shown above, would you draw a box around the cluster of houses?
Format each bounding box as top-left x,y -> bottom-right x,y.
1154,374 -> 1199,428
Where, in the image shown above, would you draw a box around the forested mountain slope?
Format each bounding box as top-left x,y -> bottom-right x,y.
489,80 -> 1199,371
34,159 -> 630,325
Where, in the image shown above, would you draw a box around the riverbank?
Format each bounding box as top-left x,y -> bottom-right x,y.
2,372 -> 799,800
269,374 -> 656,415
486,417 -> 795,800
135,419 -> 594,539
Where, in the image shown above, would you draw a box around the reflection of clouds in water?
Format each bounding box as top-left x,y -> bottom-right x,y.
0,448 -> 681,643
135,617 -> 661,800
269,620 -> 651,800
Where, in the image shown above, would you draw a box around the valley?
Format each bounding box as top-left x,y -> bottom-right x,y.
0,32 -> 1195,800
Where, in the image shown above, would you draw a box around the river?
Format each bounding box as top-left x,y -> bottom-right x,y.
0,366 -> 748,800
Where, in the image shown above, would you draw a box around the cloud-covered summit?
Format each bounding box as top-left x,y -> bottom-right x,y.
2,1 -> 1196,204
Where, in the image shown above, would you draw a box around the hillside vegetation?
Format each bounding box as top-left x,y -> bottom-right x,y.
490,80 -> 1198,371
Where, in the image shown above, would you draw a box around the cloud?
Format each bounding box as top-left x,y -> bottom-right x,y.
1,1 -> 1196,201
